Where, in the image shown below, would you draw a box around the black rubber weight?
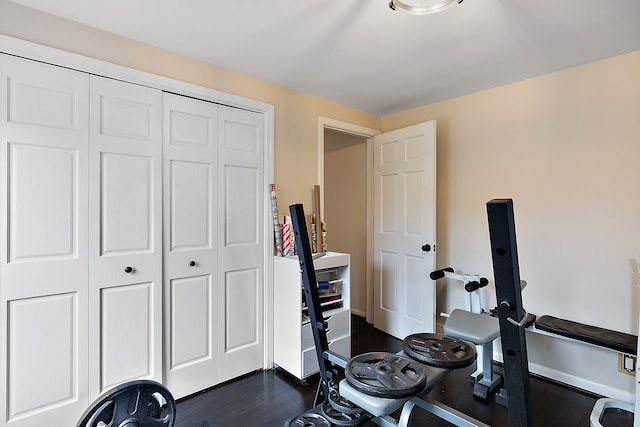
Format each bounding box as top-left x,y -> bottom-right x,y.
289,412 -> 331,427
403,333 -> 476,369
344,352 -> 426,398
321,401 -> 369,426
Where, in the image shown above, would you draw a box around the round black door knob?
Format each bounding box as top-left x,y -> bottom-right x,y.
421,244 -> 431,252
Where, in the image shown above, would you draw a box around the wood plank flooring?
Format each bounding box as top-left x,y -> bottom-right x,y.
174,316 -> 632,426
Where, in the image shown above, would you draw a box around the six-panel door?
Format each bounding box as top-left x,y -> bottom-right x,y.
163,93 -> 218,398
217,107 -> 265,383
0,54 -> 90,426
373,121 -> 437,340
88,76 -> 164,396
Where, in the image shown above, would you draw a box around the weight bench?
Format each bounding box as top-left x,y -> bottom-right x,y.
430,267 -> 503,400
338,362 -> 491,427
533,315 -> 638,427
534,315 -> 637,355
285,204 -> 490,427
444,309 -> 502,399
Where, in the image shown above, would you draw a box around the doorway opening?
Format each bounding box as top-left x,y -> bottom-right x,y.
318,118 -> 379,323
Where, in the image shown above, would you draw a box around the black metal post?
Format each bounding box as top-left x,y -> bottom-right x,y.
486,199 -> 533,427
289,204 -> 335,405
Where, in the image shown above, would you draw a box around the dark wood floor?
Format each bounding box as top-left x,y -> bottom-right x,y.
174,316 -> 633,426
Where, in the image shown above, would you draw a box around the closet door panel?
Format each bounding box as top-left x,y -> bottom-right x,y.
217,107 -> 264,383
163,93 -> 218,399
169,160 -> 212,252
100,283 -> 155,389
8,294 -> 78,420
0,54 -> 89,427
100,153 -> 154,254
89,76 -> 162,397
5,144 -> 83,299
169,275 -> 213,367
224,268 -> 259,350
225,165 -> 259,245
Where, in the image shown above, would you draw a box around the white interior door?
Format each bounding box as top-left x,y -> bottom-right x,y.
0,54 -> 90,426
89,76 -> 163,397
163,93 -> 218,399
373,121 -> 436,339
217,107 -> 264,383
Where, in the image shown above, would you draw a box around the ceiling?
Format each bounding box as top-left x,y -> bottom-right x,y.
11,0 -> 640,115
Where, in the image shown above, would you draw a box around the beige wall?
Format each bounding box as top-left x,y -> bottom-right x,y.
324,129 -> 367,316
0,0 -> 380,215
383,51 -> 640,398
3,0 -> 640,399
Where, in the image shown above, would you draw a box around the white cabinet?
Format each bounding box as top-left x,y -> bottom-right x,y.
274,252 -> 351,380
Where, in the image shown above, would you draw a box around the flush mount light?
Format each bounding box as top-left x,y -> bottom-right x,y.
389,0 -> 463,15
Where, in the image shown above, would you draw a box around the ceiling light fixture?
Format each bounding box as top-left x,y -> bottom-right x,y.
389,0 -> 463,15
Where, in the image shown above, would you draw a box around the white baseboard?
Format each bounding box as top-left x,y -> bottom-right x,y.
351,308 -> 366,318
492,352 -> 635,403
528,361 -> 634,403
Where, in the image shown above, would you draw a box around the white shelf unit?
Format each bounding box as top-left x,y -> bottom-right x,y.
274,252 -> 351,380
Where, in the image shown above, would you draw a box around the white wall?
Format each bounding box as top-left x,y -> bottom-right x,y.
382,50 -> 640,400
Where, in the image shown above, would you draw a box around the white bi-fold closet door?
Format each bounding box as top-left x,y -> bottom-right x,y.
163,93 -> 265,399
0,52 -> 265,427
0,54 -> 91,427
88,75 -> 164,399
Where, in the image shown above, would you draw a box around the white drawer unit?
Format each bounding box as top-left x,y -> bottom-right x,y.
274,252 -> 351,380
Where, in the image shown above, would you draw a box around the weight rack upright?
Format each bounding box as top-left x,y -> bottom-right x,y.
486,199 -> 534,427
289,203 -> 344,405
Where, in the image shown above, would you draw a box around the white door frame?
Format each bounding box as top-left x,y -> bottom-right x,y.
318,117 -> 379,323
0,34 -> 276,371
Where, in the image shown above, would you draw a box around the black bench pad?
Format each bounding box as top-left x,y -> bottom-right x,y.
535,315 -> 637,355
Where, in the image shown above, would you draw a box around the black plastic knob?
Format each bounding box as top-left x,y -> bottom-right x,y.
189,261 -> 196,267
124,266 -> 133,273
465,281 -> 481,293
421,244 -> 431,252
500,301 -> 513,311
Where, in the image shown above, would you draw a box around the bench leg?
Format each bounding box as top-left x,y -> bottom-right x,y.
589,398 -> 634,427
471,342 -> 502,399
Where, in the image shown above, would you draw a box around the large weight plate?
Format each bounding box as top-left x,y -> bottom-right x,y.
344,352 -> 426,398
321,401 -> 369,426
289,412 -> 331,427
403,333 -> 476,369
328,388 -> 366,415
76,380 -> 175,427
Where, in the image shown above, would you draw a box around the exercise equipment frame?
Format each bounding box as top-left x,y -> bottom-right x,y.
288,203 -> 490,427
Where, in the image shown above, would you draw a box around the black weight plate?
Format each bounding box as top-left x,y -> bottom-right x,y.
403,333 -> 476,369
344,352 -> 426,398
76,379 -> 176,427
148,392 -> 163,418
321,401 -> 369,426
328,388 -> 366,415
289,412 -> 331,427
